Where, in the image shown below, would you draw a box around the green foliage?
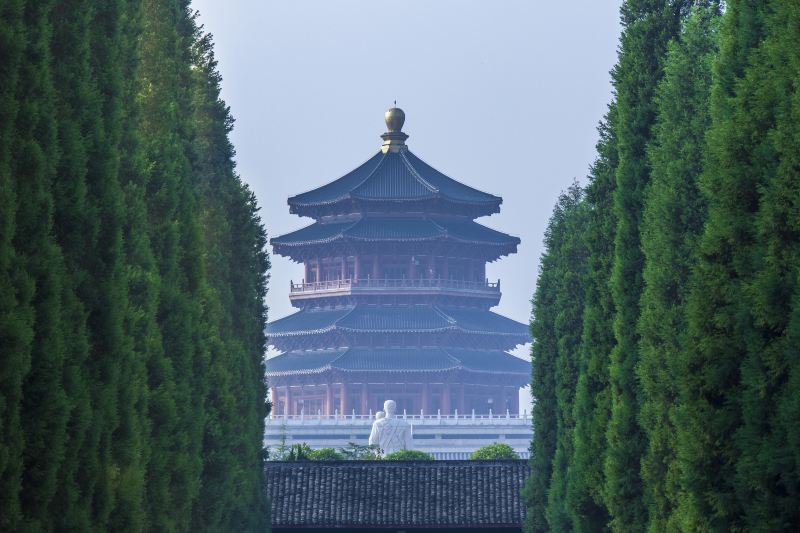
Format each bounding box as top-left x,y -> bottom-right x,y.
523,183 -> 588,532
527,1 -> 799,532
564,110 -> 618,533
636,6 -> 719,532
384,450 -> 435,461
605,2 -> 690,531
471,443 -> 519,461
284,444 -> 314,461
309,448 -> 346,461
0,1 -> 29,528
679,0 -> 800,530
339,442 -> 382,460
0,1 -> 269,530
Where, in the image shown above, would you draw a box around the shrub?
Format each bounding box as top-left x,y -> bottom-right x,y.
339,442 -> 382,460
470,443 -> 519,460
308,448 -> 345,461
384,450 -> 435,461
284,443 -> 313,460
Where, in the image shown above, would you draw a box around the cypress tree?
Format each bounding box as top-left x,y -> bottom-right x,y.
523,193 -> 564,533
14,1 -> 73,530
565,110 -> 618,533
1,1 -> 272,530
0,1 -> 31,528
137,1 -> 208,529
730,4 -> 800,528
46,2 -> 98,528
189,25 -> 270,532
544,183 -> 589,532
524,183 -> 587,532
682,1 -> 800,529
636,5 -> 719,532
605,1 -> 688,530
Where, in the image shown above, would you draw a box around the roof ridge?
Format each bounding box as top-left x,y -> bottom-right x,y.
328,347 -> 350,367
400,150 -> 440,195
348,151 -> 389,198
330,306 -> 358,330
440,347 -> 464,368
404,151 -> 502,202
428,216 -> 449,235
432,305 -> 457,325
290,152 -> 384,205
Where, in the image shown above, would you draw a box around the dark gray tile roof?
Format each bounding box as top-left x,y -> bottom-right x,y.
265,460 -> 530,528
266,305 -> 530,339
271,215 -> 519,250
288,150 -> 501,213
265,347 -> 531,377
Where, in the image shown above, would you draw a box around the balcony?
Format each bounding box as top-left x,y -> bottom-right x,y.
288,277 -> 501,302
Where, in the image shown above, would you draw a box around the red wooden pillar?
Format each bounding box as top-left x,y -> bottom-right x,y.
325,383 -> 334,415
507,386 -> 519,413
459,383 -> 466,413
421,382 -> 430,415
372,256 -> 380,279
304,262 -> 310,283
442,383 -> 451,415
360,383 -> 368,414
340,256 -> 346,280
285,386 -> 293,415
339,382 -> 347,414
354,256 -> 360,282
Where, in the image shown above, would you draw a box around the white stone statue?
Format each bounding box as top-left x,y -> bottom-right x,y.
368,400 -> 412,455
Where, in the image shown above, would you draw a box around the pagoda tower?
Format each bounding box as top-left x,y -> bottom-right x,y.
266,107 -> 530,418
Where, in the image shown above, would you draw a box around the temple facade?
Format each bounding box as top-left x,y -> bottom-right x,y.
265,107 -> 531,419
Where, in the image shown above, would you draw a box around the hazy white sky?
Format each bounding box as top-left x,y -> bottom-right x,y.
192,1 -> 622,401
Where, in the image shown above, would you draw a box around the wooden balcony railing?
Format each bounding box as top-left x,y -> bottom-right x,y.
289,277 -> 500,294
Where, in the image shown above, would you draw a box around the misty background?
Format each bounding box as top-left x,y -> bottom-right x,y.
192,0 -> 622,408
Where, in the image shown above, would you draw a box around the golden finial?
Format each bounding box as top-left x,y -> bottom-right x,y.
381,104 -> 409,153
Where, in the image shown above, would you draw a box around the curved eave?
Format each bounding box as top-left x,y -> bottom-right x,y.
289,198 -> 502,220
265,348 -> 531,378
287,150 -> 502,217
266,326 -> 528,338
270,218 -> 521,257
266,306 -> 531,340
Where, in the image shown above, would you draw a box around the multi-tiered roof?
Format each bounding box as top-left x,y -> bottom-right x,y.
266,107 -> 530,417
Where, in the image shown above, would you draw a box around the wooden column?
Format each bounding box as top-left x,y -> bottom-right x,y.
360,383 -> 368,414
339,382 -> 347,414
427,256 -> 435,279
507,386 -> 519,413
372,255 -> 380,279
354,256 -> 360,282
304,262 -> 310,283
325,383 -> 334,415
421,382 -> 430,415
340,256 -> 346,280
442,383 -> 451,415
408,256 -> 415,280
285,386 -> 293,415
442,258 -> 449,280
459,383 -> 466,413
